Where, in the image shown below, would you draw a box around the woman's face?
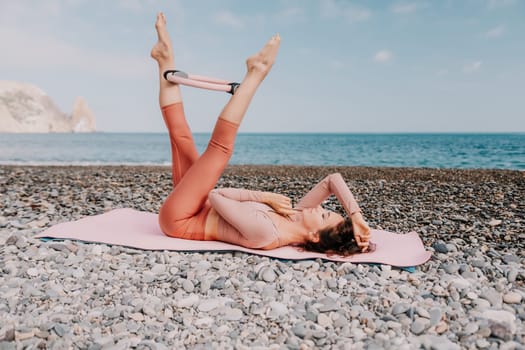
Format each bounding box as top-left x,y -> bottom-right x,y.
302,206 -> 343,233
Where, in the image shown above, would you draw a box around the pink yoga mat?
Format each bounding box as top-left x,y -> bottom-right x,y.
36,208 -> 431,267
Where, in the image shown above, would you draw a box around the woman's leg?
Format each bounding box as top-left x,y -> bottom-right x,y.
151,12 -> 198,187
159,33 -> 281,233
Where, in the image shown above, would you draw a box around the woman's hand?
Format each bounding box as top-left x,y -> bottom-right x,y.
263,193 -> 295,217
351,212 -> 372,252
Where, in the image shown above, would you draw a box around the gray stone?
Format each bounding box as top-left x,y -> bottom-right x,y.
317,313 -> 332,328
411,318 -> 428,335
223,308 -> 243,321
194,317 -> 214,329
471,259 -> 486,268
142,272 -> 155,283
211,277 -> 227,290
26,268 -> 39,277
318,297 -> 338,313
392,303 -> 410,315
176,294 -> 199,308
464,322 -> 479,335
432,243 -> 448,253
91,245 -> 103,255
429,308 -> 442,327
442,263 -> 460,274
481,310 -> 516,338
52,324 -> 66,337
480,289 -> 502,307
292,323 -> 308,339
2,328 -> 15,342
261,268 -> 277,283
268,301 -> 287,318
502,254 -> 520,264
419,335 -> 460,350
5,236 -> 18,245
445,244 -> 457,253
0,341 -> 16,350
49,243 -> 68,252
198,299 -> 220,312
503,292 -> 522,304
507,269 -> 518,283
326,279 -> 337,289
182,279 -> 194,293
151,264 -> 166,274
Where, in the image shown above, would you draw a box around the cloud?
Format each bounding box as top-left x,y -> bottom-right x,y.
487,0 -> 516,9
0,27 -> 150,78
214,10 -> 244,29
275,7 -> 306,21
436,69 -> 449,76
117,0 -> 142,12
391,2 -> 419,14
374,50 -> 393,63
463,61 -> 482,73
329,59 -> 346,71
320,0 -> 371,23
485,25 -> 505,38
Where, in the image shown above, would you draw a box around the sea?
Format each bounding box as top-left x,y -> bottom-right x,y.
0,133 -> 523,170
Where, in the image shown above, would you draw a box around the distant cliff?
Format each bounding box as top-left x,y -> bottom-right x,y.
0,81 -> 96,133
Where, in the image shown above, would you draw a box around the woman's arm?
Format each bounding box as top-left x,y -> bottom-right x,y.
295,173 -> 361,216
208,189 -> 279,248
210,188 -> 267,202
212,188 -> 294,216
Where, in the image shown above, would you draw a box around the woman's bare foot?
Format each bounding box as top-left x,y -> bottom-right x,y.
245,34 -> 281,79
151,12 -> 174,66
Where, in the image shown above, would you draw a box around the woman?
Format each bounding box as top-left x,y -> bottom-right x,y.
151,13 -> 372,256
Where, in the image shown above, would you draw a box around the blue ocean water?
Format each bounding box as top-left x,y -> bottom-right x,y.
0,133 -> 523,170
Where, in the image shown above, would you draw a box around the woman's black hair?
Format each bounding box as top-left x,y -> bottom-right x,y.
298,218 -> 374,257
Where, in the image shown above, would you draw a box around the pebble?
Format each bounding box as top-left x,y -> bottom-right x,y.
292,323 -> 308,339
177,294 -> 199,308
151,264 -> 166,274
182,279 -> 194,293
503,292 -> 522,304
268,302 -> 288,318
481,310 -> 516,334
211,277 -> 227,290
464,322 -> 479,335
198,299 -> 220,312
223,308 -> 243,321
91,245 -> 102,255
480,289 -> 502,307
261,268 -> 277,283
502,254 -> 520,264
1,166 -> 523,349
507,269 -> 518,282
410,318 -> 428,335
317,313 -> 332,328
432,243 -> 448,254
442,263 -> 460,274
488,219 -> 502,226
194,317 -> 214,329
392,303 -> 410,315
26,268 -> 39,277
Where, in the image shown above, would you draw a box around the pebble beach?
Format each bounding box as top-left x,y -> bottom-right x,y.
0,165 -> 524,349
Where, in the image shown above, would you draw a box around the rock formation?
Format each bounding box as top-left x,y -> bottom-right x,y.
0,81 -> 96,133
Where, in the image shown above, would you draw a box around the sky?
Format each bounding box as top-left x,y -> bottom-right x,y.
0,0 -> 524,133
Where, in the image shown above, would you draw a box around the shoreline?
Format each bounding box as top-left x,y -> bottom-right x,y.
0,165 -> 523,348
1,163 -> 524,172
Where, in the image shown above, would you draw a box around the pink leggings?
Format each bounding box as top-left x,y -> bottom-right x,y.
158,103 -> 239,239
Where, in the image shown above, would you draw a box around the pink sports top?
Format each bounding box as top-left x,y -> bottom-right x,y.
207,173 -> 361,249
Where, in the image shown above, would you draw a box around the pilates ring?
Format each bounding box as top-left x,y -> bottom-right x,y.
164,70 -> 240,95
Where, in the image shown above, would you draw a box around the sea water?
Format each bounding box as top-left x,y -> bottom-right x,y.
0,133 -> 523,170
